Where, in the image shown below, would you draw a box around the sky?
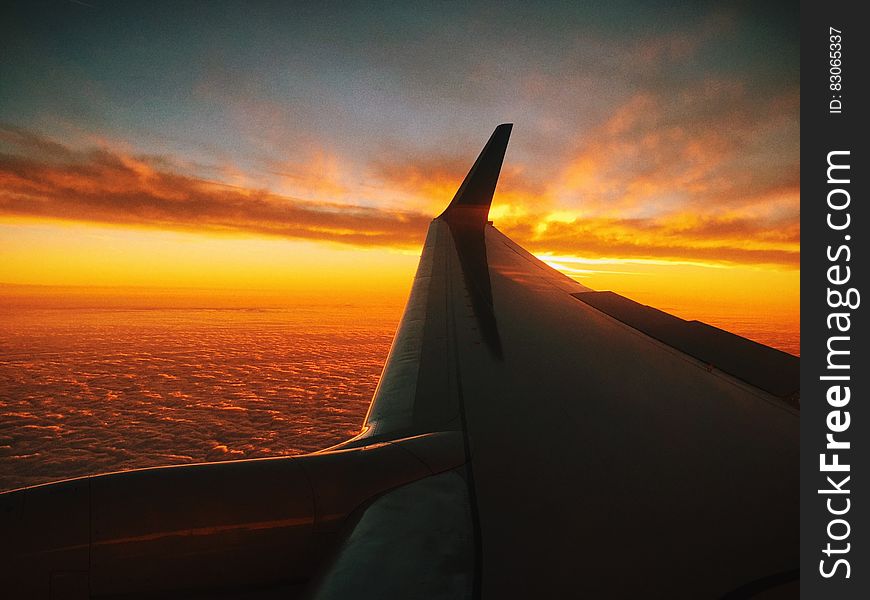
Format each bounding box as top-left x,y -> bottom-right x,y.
0,1 -> 799,347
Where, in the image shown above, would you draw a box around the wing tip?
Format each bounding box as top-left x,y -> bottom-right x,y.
439,124 -> 513,222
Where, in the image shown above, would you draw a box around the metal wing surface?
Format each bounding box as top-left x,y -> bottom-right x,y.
320,124 -> 799,599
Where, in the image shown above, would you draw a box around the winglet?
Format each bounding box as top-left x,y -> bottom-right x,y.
439,123 -> 512,223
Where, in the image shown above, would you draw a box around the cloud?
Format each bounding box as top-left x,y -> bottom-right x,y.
553,82 -> 799,216
368,149 -> 549,215
0,126 -> 431,247
500,211 -> 799,266
0,123 -> 798,267
359,78 -> 799,267
0,304 -> 393,490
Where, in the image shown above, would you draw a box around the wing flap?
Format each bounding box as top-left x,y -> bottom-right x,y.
573,290 -> 800,403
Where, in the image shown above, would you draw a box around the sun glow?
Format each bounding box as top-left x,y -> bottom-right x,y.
0,220 -> 418,305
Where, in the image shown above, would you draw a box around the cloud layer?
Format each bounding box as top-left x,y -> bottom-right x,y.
1,117 -> 798,266
0,126 -> 430,247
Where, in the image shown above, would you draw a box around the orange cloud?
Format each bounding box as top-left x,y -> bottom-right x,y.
0,126 -> 430,247
0,123 -> 798,267
370,151 -> 547,214
556,83 -> 799,213
500,212 -> 798,266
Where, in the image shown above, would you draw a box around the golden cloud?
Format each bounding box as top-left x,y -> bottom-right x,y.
1,124 -> 798,266
0,126 -> 430,247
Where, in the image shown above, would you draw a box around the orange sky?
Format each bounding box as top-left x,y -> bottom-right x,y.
0,116 -> 799,355
0,2 -> 799,354
0,119 -> 799,354
0,211 -> 798,356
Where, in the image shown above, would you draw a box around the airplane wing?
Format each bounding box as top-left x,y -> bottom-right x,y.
0,125 -> 799,599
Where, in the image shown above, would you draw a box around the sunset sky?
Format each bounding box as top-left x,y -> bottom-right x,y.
0,1 -> 799,349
